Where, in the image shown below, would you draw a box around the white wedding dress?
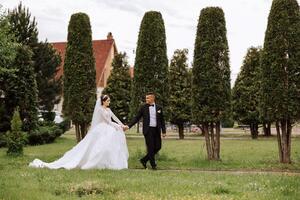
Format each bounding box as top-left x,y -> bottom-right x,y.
29,99 -> 129,170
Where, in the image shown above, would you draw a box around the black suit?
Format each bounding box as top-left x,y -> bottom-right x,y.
128,103 -> 166,167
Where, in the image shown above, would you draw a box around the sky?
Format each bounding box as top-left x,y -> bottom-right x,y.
1,0 -> 299,85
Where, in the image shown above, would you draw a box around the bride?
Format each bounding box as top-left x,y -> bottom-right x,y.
29,95 -> 129,170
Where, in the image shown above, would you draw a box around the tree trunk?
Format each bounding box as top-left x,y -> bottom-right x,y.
80,123 -> 87,139
287,119 -> 292,163
75,123 -> 80,142
281,119 -> 288,163
215,121 -> 221,160
250,123 -> 258,139
198,124 -> 205,136
178,123 -> 184,139
275,121 -> 283,162
203,122 -> 212,160
137,121 -> 140,133
74,123 -> 88,143
210,122 -> 215,158
203,122 -> 221,161
275,120 -> 292,163
263,122 -> 272,136
280,119 -> 291,163
255,123 -> 259,138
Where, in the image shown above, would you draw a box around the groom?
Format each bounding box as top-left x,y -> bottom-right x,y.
125,92 -> 166,170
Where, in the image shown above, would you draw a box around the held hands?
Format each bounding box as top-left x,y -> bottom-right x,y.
162,133 -> 166,138
122,125 -> 129,131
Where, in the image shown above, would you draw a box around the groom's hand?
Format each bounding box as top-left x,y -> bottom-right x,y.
162,133 -> 166,138
123,125 -> 129,131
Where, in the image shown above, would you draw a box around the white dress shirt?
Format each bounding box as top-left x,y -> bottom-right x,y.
149,103 -> 157,127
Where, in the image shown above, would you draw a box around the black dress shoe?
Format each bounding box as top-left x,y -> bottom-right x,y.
140,159 -> 147,169
151,166 -> 157,170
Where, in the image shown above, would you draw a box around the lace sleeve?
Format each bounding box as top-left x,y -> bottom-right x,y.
110,109 -> 124,126
100,107 -> 122,131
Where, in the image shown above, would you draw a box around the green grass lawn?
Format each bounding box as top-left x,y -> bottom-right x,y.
1,129 -> 300,199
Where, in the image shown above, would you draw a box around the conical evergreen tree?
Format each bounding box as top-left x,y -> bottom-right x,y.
260,0 -> 300,163
62,13 -> 96,142
130,11 -> 168,120
6,107 -> 26,156
192,7 -> 231,160
232,47 -> 261,139
168,49 -> 191,139
102,52 -> 131,124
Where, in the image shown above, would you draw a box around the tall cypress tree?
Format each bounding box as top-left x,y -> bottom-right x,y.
130,11 -> 168,120
102,52 -> 131,124
168,49 -> 191,139
260,0 -> 300,163
62,13 -> 96,142
192,7 -> 231,160
232,47 -> 261,139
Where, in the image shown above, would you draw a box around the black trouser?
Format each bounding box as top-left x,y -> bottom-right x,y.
142,127 -> 161,167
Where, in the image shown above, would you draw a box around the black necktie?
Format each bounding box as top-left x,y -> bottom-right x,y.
149,104 -> 154,107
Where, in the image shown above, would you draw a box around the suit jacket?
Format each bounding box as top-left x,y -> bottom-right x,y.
128,104 -> 166,135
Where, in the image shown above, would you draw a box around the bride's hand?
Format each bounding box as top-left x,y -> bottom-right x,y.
122,125 -> 129,131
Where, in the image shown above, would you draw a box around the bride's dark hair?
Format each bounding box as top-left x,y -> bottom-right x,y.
100,94 -> 109,105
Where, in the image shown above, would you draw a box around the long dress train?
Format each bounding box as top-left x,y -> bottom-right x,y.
29,103 -> 128,170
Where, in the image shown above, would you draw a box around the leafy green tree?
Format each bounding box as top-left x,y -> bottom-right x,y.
0,10 -> 17,78
192,7 -> 231,160
0,10 -> 18,132
12,45 -> 38,131
62,13 -> 96,142
168,49 -> 191,139
130,11 -> 168,123
8,2 -> 38,47
7,2 -> 39,131
102,52 -> 131,123
232,47 -> 261,139
33,41 -> 62,118
9,3 -> 62,121
260,0 -> 300,163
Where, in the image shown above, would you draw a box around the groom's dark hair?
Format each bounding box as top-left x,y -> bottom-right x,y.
146,92 -> 155,101
146,92 -> 155,96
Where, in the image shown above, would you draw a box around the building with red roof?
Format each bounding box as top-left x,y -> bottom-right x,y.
52,32 -> 118,113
